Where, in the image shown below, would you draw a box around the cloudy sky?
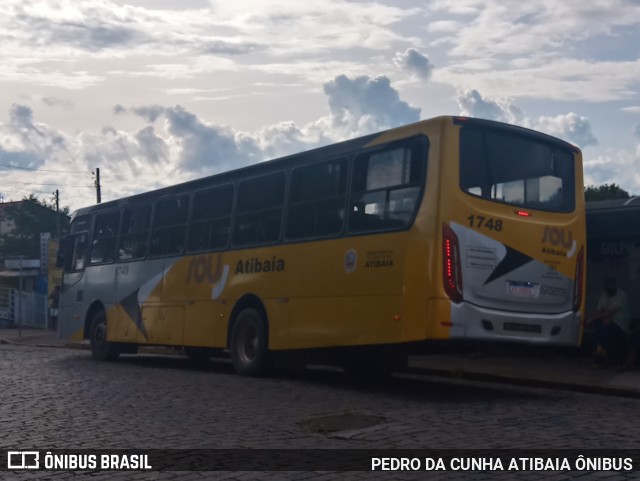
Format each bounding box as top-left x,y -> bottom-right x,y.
0,0 -> 639,211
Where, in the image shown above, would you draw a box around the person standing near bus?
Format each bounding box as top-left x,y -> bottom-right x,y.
48,285 -> 60,330
588,277 -> 631,366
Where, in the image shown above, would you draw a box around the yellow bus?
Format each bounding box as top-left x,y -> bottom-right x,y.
57,116 -> 586,376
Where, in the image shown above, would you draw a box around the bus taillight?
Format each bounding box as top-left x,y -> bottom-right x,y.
572,246 -> 584,312
442,223 -> 463,303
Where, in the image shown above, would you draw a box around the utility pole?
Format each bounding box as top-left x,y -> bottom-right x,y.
95,168 -> 102,204
54,189 -> 61,239
18,256 -> 23,338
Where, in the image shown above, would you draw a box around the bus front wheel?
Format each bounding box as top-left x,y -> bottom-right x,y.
89,310 -> 120,361
230,308 -> 271,377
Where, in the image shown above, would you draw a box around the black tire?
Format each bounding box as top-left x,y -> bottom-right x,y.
89,310 -> 120,361
230,308 -> 271,377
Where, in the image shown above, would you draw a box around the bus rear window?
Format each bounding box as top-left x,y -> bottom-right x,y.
459,127 -> 575,212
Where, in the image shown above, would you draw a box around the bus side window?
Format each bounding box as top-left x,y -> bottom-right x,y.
233,173 -> 285,247
71,234 -> 89,272
149,194 -> 189,258
118,204 -> 151,261
286,159 -> 347,240
187,185 -> 233,252
349,140 -> 424,233
90,211 -> 120,264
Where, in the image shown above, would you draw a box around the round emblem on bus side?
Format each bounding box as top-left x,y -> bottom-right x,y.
344,249 -> 357,273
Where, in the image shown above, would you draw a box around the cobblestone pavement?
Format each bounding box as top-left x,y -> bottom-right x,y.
1,344 -> 639,480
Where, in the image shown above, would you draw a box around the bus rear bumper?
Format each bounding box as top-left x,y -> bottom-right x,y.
449,302 -> 581,347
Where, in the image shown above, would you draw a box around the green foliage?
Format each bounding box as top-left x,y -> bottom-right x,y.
584,183 -> 631,202
0,195 -> 70,258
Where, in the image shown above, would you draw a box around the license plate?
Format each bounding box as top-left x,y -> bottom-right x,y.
507,281 -> 539,298
504,322 -> 541,333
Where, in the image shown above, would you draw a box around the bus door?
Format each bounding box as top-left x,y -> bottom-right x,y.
143,194 -> 190,345
112,203 -> 162,344
58,219 -> 91,339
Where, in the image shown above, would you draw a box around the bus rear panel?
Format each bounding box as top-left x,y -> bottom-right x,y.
436,117 -> 585,346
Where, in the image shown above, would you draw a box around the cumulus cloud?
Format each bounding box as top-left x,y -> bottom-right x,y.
135,126 -> 169,166
457,89 -> 525,124
46,22 -> 146,52
457,89 -> 597,148
197,40 -> 260,56
536,113 -> 598,148
0,0 -> 417,90
162,106 -> 262,172
254,121 -> 330,160
121,74 -> 421,171
583,151 -> 640,194
132,105 -> 165,124
427,20 -> 459,33
80,127 -> 151,177
5,1 -> 258,56
0,74 -> 423,207
113,105 -> 127,115
393,48 -> 434,79
0,104 -> 66,171
118,74 -> 420,169
0,150 -> 42,171
434,0 -> 640,60
323,75 -> 421,137
41,97 -> 74,109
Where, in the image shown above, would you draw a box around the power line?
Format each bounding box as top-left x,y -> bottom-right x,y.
1,186 -> 94,196
1,187 -> 69,196
0,187 -> 54,193
0,163 -> 90,174
4,181 -> 94,188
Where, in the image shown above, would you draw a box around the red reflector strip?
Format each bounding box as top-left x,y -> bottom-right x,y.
573,246 -> 585,312
442,223 -> 463,303
515,210 -> 531,217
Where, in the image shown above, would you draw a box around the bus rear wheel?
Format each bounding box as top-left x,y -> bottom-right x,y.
230,308 -> 271,377
89,310 -> 120,361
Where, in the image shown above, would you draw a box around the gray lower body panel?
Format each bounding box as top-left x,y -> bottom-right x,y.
449,302 -> 581,346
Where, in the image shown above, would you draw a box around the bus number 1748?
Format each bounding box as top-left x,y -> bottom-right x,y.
467,215 -> 503,232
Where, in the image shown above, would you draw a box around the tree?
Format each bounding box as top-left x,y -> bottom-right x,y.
0,195 -> 70,258
584,183 -> 631,202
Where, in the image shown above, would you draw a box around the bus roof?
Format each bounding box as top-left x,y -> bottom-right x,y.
70,115 -> 580,221
586,197 -> 640,239
452,116 -> 581,153
586,197 -> 640,212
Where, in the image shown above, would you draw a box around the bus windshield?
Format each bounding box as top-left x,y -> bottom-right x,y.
459,126 -> 576,213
